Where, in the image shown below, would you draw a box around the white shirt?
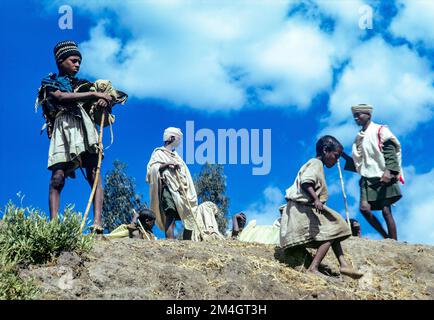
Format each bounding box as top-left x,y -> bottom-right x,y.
352,121 -> 403,179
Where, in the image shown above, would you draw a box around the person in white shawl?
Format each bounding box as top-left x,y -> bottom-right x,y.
146,127 -> 225,241
342,104 -> 403,240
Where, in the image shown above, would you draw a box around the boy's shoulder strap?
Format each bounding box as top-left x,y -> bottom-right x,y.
377,125 -> 385,151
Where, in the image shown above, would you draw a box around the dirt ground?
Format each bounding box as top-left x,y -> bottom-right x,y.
20,236 -> 434,300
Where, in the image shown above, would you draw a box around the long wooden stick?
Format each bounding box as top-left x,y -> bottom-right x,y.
80,111 -> 106,232
337,158 -> 352,231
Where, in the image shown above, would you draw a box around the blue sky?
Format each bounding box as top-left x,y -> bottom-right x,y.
1,0 -> 434,244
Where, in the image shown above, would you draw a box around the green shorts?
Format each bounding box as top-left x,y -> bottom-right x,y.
160,186 -> 181,220
360,177 -> 402,210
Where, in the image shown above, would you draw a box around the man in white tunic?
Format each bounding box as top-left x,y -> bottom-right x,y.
343,104 -> 403,240
146,127 -> 224,241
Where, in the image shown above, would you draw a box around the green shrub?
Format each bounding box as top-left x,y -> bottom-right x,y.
0,203 -> 94,299
0,203 -> 94,265
0,259 -> 39,300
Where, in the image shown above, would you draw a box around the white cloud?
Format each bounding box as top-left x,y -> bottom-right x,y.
327,171 -> 360,220
328,171 -> 359,200
245,186 -> 284,226
330,165 -> 434,245
324,37 -> 434,142
315,0 -> 367,25
241,18 -> 335,108
390,0 -> 434,49
313,0 -> 368,58
48,0 -> 289,110
79,21 -> 246,111
46,0 -> 434,119
47,0 -> 349,111
394,166 -> 434,245
318,122 -> 359,147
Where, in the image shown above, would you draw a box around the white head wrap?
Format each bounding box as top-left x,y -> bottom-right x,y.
163,127 -> 183,148
351,103 -> 373,115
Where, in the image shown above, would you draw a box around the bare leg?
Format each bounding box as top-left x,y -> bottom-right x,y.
49,169 -> 66,220
165,211 -> 177,239
86,166 -> 103,228
183,229 -> 192,240
382,205 -> 397,240
331,241 -> 348,268
307,241 -> 332,273
360,201 -> 388,238
332,241 -> 364,279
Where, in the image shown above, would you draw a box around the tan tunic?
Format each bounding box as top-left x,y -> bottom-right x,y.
280,158 -> 351,249
285,158 -> 329,203
48,106 -> 99,171
48,79 -> 127,173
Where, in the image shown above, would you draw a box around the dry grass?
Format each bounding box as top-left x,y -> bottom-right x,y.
19,234 -> 434,300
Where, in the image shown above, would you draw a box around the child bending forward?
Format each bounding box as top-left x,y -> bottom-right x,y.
280,135 -> 363,279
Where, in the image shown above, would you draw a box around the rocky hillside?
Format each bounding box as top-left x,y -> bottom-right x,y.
20,237 -> 434,300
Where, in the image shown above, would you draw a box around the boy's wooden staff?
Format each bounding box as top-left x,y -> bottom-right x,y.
137,219 -> 151,241
174,169 -> 205,241
80,111 -> 106,232
337,158 -> 352,231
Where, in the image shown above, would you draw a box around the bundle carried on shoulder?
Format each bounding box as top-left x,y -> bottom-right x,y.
75,80 -> 128,127
36,76 -> 128,138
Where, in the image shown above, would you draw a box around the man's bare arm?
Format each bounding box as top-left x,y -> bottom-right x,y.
49,90 -> 112,103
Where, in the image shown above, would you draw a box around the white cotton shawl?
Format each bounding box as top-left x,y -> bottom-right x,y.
352,121 -> 404,181
146,148 -> 225,242
146,147 -> 198,232
191,201 -> 225,241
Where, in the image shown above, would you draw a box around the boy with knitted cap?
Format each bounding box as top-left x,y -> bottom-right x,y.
36,40 -> 113,233
343,103 -> 403,240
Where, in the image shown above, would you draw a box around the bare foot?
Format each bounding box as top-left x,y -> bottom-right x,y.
307,269 -> 327,279
340,266 -> 364,279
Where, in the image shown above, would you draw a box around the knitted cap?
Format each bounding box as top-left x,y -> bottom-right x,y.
351,103 -> 373,115
54,40 -> 82,64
